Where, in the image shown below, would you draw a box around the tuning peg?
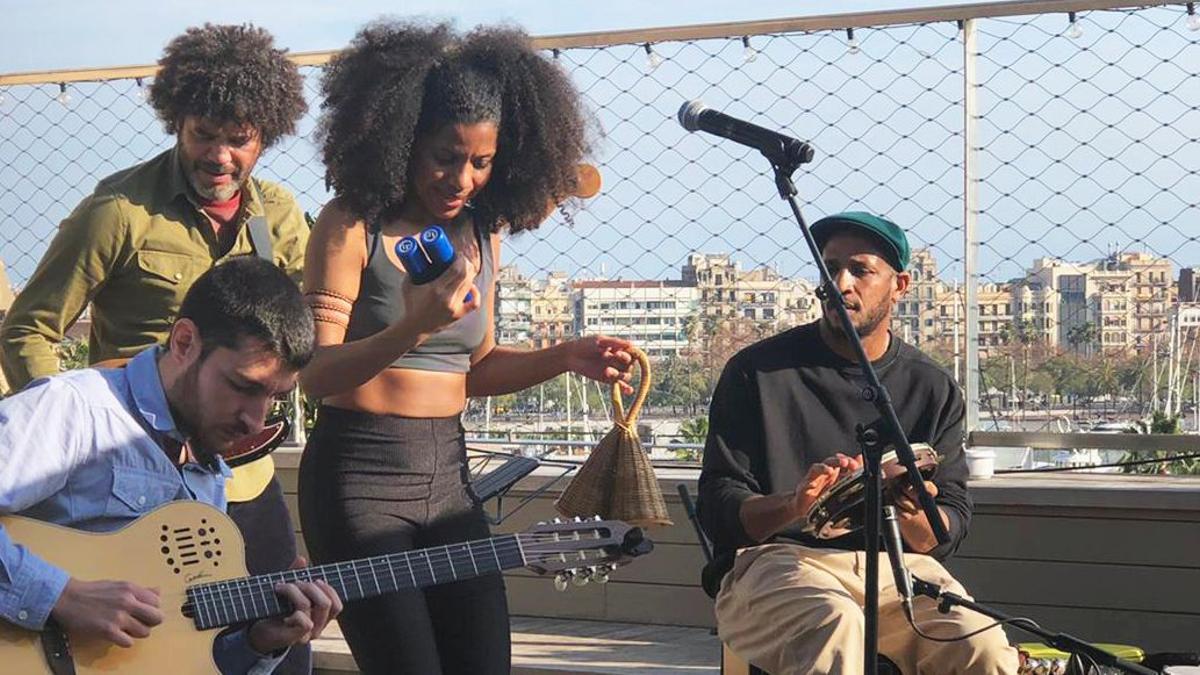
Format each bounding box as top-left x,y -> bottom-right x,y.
572,568 -> 591,586
592,565 -> 610,584
554,572 -> 571,591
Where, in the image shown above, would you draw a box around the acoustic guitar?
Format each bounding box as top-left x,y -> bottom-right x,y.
0,501 -> 651,674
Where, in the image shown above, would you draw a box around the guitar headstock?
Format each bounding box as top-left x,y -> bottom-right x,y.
519,517 -> 654,590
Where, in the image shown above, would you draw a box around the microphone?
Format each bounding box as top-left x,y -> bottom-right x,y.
882,505 -> 916,623
677,100 -> 814,167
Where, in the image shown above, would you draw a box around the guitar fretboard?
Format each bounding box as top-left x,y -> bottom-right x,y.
183,533 -> 525,630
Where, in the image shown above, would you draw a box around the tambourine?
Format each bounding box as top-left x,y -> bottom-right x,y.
803,444 -> 940,540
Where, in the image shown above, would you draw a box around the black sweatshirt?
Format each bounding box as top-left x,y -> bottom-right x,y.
697,321 -> 971,597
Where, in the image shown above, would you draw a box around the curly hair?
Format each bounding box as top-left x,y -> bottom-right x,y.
149,24 -> 307,148
318,20 -> 593,233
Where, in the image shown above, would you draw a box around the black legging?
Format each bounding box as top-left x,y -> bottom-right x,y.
297,406 -> 510,675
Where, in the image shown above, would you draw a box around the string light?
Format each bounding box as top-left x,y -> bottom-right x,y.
136,77 -> 151,102
1066,12 -> 1084,39
741,36 -> 758,63
955,20 -> 965,41
846,28 -> 861,55
56,83 -> 71,107
643,43 -> 663,71
1187,3 -> 1200,31
551,48 -> 561,60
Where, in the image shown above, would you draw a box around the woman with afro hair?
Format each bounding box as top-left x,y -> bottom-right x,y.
297,20 -> 636,674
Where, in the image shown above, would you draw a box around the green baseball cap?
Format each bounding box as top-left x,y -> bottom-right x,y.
810,211 -> 910,271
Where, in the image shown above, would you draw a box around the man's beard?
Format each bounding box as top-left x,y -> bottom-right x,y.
166,360 -> 220,465
190,162 -> 244,202
824,299 -> 890,340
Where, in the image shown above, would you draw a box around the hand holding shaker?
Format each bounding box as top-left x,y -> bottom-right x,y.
395,225 -> 474,303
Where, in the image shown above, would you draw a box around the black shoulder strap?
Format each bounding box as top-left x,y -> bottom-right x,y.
39,617 -> 77,675
245,180 -> 273,262
368,225 -> 381,260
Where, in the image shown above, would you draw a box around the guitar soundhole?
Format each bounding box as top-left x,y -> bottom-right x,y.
159,520 -> 224,574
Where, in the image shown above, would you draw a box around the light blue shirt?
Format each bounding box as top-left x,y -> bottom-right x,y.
0,347 -> 283,674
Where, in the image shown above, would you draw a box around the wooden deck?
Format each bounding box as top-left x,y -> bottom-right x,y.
312,617 -> 721,675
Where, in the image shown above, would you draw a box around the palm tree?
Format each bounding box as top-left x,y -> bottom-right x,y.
1066,321 -> 1098,356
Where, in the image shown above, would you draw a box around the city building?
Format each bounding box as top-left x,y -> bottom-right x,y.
573,280 -> 699,358
0,259 -> 12,395
893,247 -> 946,347
530,271 -> 575,349
488,246 -> 1181,362
681,252 -> 818,328
1178,267 -> 1199,303
0,259 -> 13,320
1014,253 -> 1175,354
495,265 -> 533,347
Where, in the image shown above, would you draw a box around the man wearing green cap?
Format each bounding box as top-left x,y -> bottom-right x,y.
697,213 -> 1017,674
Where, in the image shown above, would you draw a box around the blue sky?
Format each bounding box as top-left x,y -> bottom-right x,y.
0,0 -> 978,73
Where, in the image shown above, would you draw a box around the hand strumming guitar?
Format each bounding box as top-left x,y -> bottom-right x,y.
51,578 -> 164,648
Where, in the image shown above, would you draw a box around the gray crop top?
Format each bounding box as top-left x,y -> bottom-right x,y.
344,220 -> 494,373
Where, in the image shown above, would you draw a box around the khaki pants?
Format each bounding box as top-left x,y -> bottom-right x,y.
715,543 -> 1018,675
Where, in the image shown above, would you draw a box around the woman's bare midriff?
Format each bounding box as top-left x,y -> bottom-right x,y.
323,367 -> 468,418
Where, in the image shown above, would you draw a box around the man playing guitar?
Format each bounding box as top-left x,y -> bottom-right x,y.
0,258 -> 341,673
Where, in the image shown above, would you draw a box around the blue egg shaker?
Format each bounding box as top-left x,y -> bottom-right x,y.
395,225 -> 474,302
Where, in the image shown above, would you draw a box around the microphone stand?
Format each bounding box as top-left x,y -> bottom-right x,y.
909,576 -> 1157,675
763,145 -> 949,675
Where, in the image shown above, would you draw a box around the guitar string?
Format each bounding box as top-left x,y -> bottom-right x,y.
186,536 -> 525,622
184,532 -> 612,624
186,528 -> 609,601
188,529 -> 608,601
184,536 -> 603,625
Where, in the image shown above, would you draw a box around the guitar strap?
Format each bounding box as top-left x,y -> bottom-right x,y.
226,178 -> 279,503
39,617 -> 76,675
245,179 -> 274,263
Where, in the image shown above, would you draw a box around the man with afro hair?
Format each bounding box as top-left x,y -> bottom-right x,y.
0,23 -> 314,674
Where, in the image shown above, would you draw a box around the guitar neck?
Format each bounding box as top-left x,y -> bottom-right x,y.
184,533 -> 526,630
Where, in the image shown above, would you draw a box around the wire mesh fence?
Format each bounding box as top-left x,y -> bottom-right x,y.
1,2 -> 1198,467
